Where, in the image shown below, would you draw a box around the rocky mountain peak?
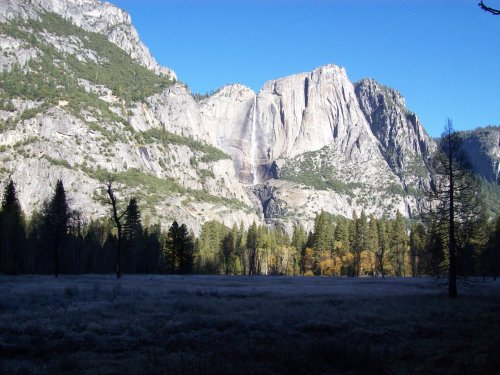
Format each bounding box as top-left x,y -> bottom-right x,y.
0,0 -> 176,79
460,126 -> 500,184
355,78 -> 435,183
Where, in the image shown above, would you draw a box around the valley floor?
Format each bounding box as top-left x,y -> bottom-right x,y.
1,275 -> 499,374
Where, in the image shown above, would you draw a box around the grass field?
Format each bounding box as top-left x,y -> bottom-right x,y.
1,275 -> 499,374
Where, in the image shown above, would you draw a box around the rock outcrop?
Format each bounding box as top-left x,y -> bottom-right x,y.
460,126 -> 500,184
0,0 -> 176,79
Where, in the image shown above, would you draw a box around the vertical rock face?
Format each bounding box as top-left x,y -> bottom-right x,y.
354,79 -> 435,198
199,84 -> 256,183
258,65 -> 379,163
2,0 -> 497,233
355,79 -> 434,172
460,127 -> 500,184
203,65 -> 389,185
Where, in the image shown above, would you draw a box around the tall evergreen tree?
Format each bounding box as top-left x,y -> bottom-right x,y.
198,220 -> 228,274
366,215 -> 379,277
164,221 -> 194,274
376,219 -> 388,278
480,215 -> 500,280
356,210 -> 369,276
123,197 -> 143,272
333,217 -> 350,275
123,198 -> 142,241
348,210 -> 358,276
0,179 -> 26,274
292,224 -> 307,275
247,221 -> 258,275
389,211 -> 409,277
313,210 -> 333,275
43,179 -> 71,277
409,222 -> 426,277
178,224 -> 194,274
425,225 -> 445,277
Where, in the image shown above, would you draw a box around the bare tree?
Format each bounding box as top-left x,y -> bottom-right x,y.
106,178 -> 127,278
428,120 -> 481,298
479,1 -> 500,15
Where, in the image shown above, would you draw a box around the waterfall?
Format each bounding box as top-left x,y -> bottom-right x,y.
250,96 -> 258,185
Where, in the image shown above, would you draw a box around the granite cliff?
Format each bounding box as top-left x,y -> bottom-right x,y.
0,0 -> 498,233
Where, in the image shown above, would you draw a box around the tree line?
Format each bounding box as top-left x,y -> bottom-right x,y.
0,178 -> 194,277
1,122 -> 499,293
0,177 -> 498,279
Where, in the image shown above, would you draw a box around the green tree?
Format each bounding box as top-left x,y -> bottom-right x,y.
292,224 -> 307,275
123,197 -> 143,272
348,211 -> 358,276
123,197 -> 142,241
480,215 -> 500,280
333,217 -> 350,275
376,219 -> 388,277
178,225 -> 194,274
197,220 -> 228,273
247,221 -> 258,275
313,210 -> 333,275
0,179 -> 26,274
43,179 -> 71,277
366,215 -> 379,277
389,211 -> 409,277
356,210 -> 369,276
222,231 -> 235,275
164,221 -> 194,274
409,222 -> 426,277
425,224 -> 445,277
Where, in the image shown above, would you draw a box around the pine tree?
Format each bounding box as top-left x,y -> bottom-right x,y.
123,197 -> 142,241
164,221 -> 194,274
222,231 -> 235,275
356,210 -> 369,276
123,197 -> 143,273
480,215 -> 500,280
366,215 -> 379,277
376,219 -> 388,277
165,221 -> 180,274
247,221 -> 258,275
178,224 -> 194,274
0,179 -> 26,274
43,179 -> 71,277
313,210 -> 333,275
426,225 -> 445,277
348,211 -> 358,276
292,224 -> 307,275
198,220 -> 228,273
388,211 -> 409,277
333,217 -> 350,275
409,222 -> 426,277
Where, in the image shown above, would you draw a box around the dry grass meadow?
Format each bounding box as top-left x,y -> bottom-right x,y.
1,275 -> 499,374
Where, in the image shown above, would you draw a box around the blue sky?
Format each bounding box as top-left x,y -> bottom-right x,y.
112,0 -> 499,137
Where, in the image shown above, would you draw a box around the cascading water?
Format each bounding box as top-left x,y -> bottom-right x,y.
250,96 -> 258,185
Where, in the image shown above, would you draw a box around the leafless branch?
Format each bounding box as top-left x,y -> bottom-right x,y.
479,1 -> 500,15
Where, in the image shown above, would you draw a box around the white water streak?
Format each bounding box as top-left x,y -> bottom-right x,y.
250,96 -> 258,185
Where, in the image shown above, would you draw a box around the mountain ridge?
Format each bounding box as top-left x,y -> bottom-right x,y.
0,0 -> 498,234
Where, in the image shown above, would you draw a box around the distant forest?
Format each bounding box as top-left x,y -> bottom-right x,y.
0,177 -> 498,278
